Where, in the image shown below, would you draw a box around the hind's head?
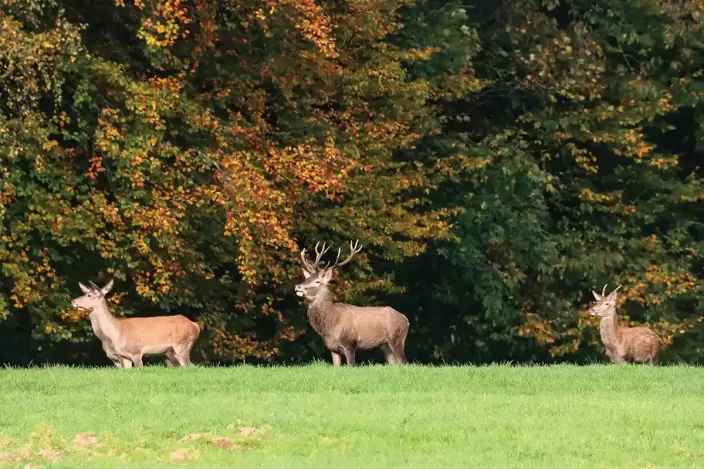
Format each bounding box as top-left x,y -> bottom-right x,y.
71,279 -> 113,312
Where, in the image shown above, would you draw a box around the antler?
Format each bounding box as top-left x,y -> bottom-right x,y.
300,241 -> 331,273
330,240 -> 363,269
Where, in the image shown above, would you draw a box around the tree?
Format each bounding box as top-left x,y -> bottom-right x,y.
393,0 -> 703,364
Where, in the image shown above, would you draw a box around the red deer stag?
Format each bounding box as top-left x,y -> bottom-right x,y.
295,240 -> 409,366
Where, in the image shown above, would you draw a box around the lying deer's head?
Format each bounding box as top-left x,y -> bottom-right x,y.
71,279 -> 114,312
588,284 -> 621,317
295,240 -> 362,301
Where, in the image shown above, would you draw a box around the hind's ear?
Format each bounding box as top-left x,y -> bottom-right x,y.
592,290 -> 602,301
79,282 -> 92,295
101,279 -> 114,295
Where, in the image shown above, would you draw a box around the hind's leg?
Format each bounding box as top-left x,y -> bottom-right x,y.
165,349 -> 179,367
173,344 -> 193,367
381,344 -> 398,364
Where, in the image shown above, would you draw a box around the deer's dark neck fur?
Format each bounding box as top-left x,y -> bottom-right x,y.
89,299 -> 122,344
599,309 -> 622,348
306,288 -> 342,337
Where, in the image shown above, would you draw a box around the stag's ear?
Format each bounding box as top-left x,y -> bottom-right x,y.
301,267 -> 312,279
102,279 -> 114,295
320,268 -> 334,283
592,290 -> 602,301
79,282 -> 92,295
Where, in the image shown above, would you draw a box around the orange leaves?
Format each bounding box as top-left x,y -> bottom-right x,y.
288,0 -> 337,58
517,313 -> 556,342
60,309 -> 88,323
623,265 -> 700,307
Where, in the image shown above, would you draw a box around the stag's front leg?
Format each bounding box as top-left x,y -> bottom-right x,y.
330,351 -> 342,367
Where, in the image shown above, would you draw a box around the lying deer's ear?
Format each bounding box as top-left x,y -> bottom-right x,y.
102,279 -> 114,295
79,282 -> 92,295
301,267 -> 312,279
592,290 -> 602,301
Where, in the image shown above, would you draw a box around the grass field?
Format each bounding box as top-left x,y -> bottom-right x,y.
0,364 -> 701,468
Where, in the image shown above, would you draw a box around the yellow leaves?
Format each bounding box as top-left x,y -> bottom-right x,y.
255,8 -> 267,21
41,140 -> 59,151
396,47 -> 441,62
648,156 -> 679,169
579,188 -> 616,203
128,0 -> 191,49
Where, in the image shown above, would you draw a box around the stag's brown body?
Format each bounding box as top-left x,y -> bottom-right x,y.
296,241 -> 409,366
590,284 -> 661,365
73,280 -> 200,367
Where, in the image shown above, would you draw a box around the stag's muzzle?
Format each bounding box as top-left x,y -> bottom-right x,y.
294,285 -> 306,297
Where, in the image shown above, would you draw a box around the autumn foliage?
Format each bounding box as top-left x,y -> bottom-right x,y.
0,0 -> 702,365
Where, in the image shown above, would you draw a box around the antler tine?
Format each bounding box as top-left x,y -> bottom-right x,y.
331,239 -> 363,269
314,242 -> 330,268
601,284 -> 608,297
301,242 -> 332,272
300,248 -> 316,273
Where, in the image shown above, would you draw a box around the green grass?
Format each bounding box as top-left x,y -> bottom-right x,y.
0,364 -> 701,468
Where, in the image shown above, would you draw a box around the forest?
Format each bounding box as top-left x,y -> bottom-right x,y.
0,0 -> 702,365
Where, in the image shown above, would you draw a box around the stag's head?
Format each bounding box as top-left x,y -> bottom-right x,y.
71,279 -> 114,312
295,240 -> 362,301
588,284 -> 621,317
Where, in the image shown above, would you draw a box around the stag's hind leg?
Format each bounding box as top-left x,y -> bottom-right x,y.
389,341 -> 407,364
343,346 -> 357,366
388,323 -> 409,365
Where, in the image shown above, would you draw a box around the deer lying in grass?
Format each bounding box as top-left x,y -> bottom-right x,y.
295,240 -> 409,366
71,279 -> 200,367
589,284 -> 661,365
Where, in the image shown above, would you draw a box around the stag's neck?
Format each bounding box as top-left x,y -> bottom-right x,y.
307,288 -> 341,336
89,301 -> 122,344
599,310 -> 622,347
